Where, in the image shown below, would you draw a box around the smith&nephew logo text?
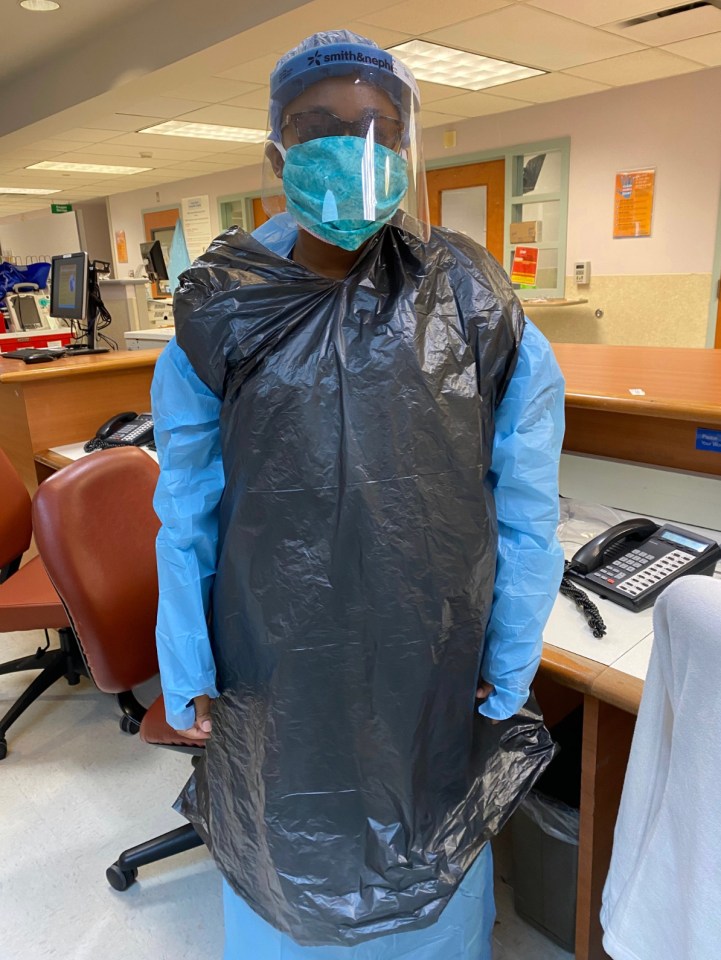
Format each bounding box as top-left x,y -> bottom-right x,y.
306,49 -> 394,71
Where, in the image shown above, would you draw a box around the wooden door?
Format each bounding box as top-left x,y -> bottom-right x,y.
426,160 -> 505,263
143,208 -> 179,299
252,196 -> 286,229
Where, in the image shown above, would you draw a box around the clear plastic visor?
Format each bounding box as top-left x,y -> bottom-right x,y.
261,73 -> 429,243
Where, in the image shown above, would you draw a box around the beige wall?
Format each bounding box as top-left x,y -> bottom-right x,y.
527,274 -> 713,347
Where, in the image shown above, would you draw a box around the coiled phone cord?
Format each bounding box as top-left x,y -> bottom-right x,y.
560,562 -> 608,638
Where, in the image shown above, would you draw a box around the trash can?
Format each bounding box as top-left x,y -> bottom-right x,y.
510,706 -> 582,952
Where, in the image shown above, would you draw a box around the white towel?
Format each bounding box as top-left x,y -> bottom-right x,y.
601,575 -> 721,960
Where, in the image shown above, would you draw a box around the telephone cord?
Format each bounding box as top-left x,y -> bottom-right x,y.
560,562 -> 608,638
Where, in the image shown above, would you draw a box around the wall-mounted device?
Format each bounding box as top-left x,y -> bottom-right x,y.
574,261 -> 591,285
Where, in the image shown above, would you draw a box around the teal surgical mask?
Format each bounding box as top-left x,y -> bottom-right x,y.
280,136 -> 409,251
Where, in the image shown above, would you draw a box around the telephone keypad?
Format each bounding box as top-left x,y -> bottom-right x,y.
616,549 -> 694,596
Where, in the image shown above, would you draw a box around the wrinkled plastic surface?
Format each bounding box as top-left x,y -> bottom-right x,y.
519,792 -> 579,846
168,221 -> 554,946
222,844 -> 495,960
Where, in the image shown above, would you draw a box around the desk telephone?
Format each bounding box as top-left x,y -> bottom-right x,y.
566,518 -> 721,612
84,411 -> 154,452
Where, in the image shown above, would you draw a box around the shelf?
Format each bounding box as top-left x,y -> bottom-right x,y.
521,298 -> 589,307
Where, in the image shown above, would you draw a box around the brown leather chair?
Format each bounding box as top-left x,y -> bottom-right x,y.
0,447 -> 83,761
32,446 -> 204,890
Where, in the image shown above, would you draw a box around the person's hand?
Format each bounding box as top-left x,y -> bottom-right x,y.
476,680 -> 500,725
176,694 -> 214,741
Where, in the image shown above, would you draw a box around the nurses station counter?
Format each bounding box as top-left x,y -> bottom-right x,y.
0,349 -> 160,491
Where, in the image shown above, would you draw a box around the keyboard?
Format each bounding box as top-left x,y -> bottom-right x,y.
1,348 -> 65,362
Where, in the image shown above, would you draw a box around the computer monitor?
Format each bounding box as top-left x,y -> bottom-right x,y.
49,251 -> 108,354
50,252 -> 89,322
140,240 -> 168,283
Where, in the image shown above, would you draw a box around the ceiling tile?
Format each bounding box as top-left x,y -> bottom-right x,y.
343,21 -> 414,49
426,6 -> 644,70
565,47 -> 703,85
421,110 -> 470,127
498,72 -> 609,102
602,6 -> 721,46
223,87 -> 271,111
72,141 -> 209,161
123,97 -> 213,119
361,0 -> 510,35
426,90 -> 532,117
526,0 -> 669,28
106,132 -> 224,151
58,127 -> 127,142
418,80 -> 481,103
214,54 -> 282,85
79,115 -> 164,133
663,31 -> 721,66
176,104 -> 268,129
163,77 -> 261,103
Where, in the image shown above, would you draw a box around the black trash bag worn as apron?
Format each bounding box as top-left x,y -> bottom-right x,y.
173,224 -> 554,946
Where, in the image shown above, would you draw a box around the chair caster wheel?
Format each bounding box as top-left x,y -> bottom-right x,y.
106,862 -> 138,891
119,715 -> 141,735
0,739 -> 7,761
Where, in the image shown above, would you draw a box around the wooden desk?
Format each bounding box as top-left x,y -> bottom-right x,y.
554,343 -> 721,476
0,349 -> 160,491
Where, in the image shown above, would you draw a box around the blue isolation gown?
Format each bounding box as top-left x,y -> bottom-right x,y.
151,215 -> 565,960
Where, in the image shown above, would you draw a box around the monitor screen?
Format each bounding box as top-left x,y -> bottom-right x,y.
16,295 -> 43,330
50,252 -> 88,321
140,240 -> 169,282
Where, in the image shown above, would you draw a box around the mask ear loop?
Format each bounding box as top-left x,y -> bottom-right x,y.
275,141 -> 287,160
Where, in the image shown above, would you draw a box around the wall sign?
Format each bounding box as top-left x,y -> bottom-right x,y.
181,194 -> 212,261
613,168 -> 655,239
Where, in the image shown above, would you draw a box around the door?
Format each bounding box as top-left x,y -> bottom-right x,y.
143,208 -> 179,299
426,160 -> 505,263
715,277 -> 721,348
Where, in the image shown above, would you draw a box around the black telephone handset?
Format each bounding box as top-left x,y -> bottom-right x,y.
84,411 -> 154,452
567,517 -> 721,611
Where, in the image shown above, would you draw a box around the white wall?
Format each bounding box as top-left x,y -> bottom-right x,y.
0,209 -> 79,263
425,66 -> 721,278
108,166 -> 261,278
105,66 -> 721,284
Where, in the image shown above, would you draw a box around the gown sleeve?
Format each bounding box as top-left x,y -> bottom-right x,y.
478,319 -> 566,721
151,338 -> 224,730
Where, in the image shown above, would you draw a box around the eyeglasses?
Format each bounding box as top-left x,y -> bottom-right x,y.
281,109 -> 404,151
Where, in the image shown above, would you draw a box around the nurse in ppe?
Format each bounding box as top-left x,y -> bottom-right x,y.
151,30 -> 565,960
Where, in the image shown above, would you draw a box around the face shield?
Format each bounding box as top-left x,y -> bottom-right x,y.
262,41 -> 430,250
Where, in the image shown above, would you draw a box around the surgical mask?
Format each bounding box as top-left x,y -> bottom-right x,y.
280,136 -> 409,251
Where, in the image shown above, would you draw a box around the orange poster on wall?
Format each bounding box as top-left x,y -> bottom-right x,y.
613,169 -> 655,239
115,229 -> 128,263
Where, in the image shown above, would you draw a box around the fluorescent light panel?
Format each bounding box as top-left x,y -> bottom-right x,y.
387,40 -> 544,91
26,161 -> 151,174
0,186 -> 61,195
140,120 -> 267,143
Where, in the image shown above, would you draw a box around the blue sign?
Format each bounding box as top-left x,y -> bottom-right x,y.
696,428 -> 721,453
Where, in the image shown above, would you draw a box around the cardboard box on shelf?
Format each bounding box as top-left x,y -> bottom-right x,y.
509,220 -> 542,244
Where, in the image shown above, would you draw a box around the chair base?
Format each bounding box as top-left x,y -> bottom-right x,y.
107,822 -> 204,891
0,627 -> 85,759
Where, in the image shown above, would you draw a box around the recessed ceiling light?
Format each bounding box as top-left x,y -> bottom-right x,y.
387,40 -> 544,92
139,120 -> 267,143
19,0 -> 60,10
0,186 -> 61,195
26,161 -> 151,175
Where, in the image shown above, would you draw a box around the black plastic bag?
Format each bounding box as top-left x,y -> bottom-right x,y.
173,224 -> 554,945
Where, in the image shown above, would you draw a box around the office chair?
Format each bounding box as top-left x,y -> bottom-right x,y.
0,447 -> 84,761
32,446 -> 204,891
